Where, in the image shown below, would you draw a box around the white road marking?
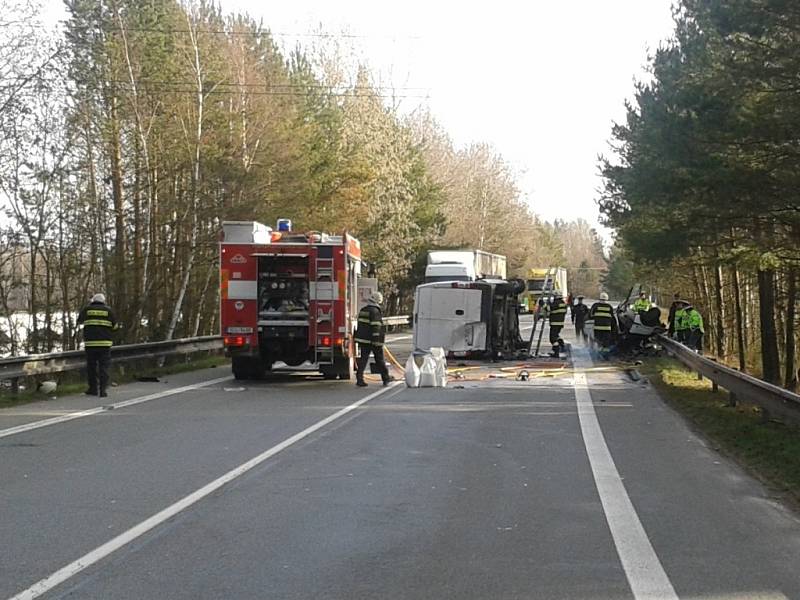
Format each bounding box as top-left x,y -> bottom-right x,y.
7,382 -> 402,600
386,334 -> 413,342
572,353 -> 678,600
0,376 -> 233,440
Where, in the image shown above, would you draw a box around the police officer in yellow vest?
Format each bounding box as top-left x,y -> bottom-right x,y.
548,291 -> 568,357
673,300 -> 690,343
685,303 -> 705,353
633,291 -> 651,313
354,291 -> 393,387
77,293 -> 118,397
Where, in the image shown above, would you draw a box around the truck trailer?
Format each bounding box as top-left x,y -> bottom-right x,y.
219,220 -> 364,380
424,250 -> 507,283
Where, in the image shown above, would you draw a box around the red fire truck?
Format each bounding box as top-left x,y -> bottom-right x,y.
219,220 -> 367,380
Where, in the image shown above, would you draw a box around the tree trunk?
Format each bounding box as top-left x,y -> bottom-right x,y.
757,269 -> 781,384
108,93 -> 127,320
731,264 -> 746,372
713,261 -> 725,359
785,268 -> 797,390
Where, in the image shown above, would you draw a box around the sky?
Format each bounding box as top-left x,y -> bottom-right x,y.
44,0 -> 677,242
219,0 -> 677,242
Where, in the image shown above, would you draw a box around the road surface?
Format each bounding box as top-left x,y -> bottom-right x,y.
2,322 -> 800,599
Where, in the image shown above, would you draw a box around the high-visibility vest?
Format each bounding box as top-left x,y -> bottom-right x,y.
687,309 -> 704,333
633,298 -> 651,312
674,308 -> 690,331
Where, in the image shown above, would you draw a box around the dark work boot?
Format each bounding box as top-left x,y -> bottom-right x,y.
99,390 -> 108,397
356,380 -> 368,387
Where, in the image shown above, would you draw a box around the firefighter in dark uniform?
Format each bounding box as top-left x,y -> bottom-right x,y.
571,295 -> 590,342
589,292 -> 616,349
77,293 -> 118,397
354,291 -> 392,387
548,291 -> 568,357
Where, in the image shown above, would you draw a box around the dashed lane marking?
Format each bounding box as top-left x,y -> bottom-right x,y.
7,382 -> 402,600
0,376 -> 234,440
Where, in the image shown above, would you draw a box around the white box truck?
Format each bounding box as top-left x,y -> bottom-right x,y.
424,250 -> 507,283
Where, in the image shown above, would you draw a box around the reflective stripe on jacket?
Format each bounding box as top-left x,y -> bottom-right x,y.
589,302 -> 615,332
633,298 -> 651,312
549,300 -> 568,327
354,304 -> 384,346
77,302 -> 118,348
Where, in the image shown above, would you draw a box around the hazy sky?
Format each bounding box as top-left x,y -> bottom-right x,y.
220,0 -> 677,241
44,0 -> 677,241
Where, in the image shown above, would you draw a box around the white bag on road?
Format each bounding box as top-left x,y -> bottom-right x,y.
419,355 -> 438,387
404,354 -> 420,388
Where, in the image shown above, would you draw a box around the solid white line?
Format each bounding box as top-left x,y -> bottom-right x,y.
0,376 -> 233,440
572,353 -> 678,600
386,334 -> 413,342
7,382 -> 402,600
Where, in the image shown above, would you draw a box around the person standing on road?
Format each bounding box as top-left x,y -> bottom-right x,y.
589,292 -> 616,349
548,291 -> 568,357
685,303 -> 705,353
572,295 -> 590,342
354,291 -> 393,387
77,293 -> 118,397
633,291 -> 651,313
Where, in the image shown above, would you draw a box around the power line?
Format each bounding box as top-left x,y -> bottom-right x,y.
31,22 -> 423,40
3,75 -> 429,92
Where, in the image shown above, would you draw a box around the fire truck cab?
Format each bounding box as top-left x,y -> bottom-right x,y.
220,220 -> 363,380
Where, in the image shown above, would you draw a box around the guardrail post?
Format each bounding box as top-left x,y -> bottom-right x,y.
10,377 -> 19,395
728,392 -> 737,407
709,358 -> 718,393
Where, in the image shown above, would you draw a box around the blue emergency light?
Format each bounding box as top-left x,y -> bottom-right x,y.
277,218 -> 292,232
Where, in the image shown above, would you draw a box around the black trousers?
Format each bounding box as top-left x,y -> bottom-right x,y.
86,347 -> 111,394
594,331 -> 613,348
688,330 -> 704,353
575,321 -> 586,340
549,325 -> 563,345
356,344 -> 390,383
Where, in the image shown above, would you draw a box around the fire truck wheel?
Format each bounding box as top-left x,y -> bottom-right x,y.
232,357 -> 266,380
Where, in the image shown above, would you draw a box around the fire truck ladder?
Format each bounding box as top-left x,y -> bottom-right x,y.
314,256 -> 335,366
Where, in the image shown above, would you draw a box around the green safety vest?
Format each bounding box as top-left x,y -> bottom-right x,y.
633,298 -> 651,312
674,308 -> 690,331
687,309 -> 704,333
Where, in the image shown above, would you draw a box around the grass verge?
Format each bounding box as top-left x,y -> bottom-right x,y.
0,353 -> 228,410
640,357 -> 800,507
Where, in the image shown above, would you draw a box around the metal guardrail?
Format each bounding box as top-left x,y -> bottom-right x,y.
0,336 -> 223,383
0,317 -> 412,386
384,315 -> 410,327
658,335 -> 800,426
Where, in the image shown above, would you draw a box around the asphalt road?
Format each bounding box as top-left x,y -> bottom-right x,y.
2,324 -> 800,599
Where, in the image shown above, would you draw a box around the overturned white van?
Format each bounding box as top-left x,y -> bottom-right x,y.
413,279 -> 527,359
